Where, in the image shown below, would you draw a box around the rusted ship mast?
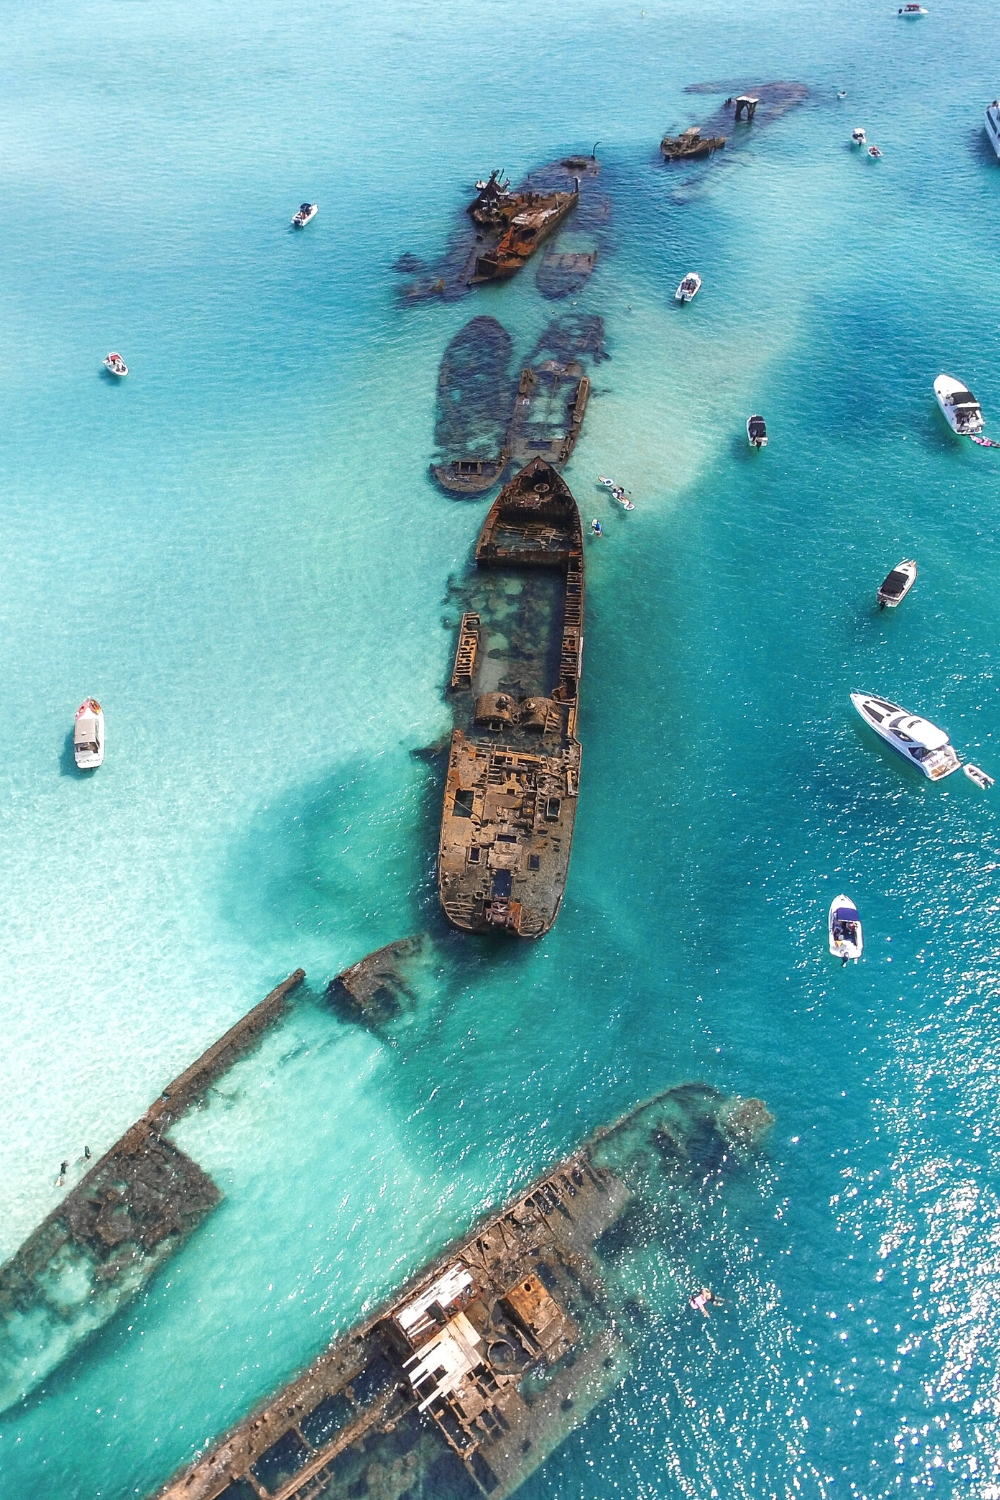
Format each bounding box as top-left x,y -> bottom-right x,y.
438,458 -> 583,937
150,1087 -> 774,1500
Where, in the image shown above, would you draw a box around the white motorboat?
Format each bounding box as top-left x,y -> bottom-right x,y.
675,272 -> 701,303
829,895 -> 863,963
851,692 -> 961,780
292,202 -> 318,227
747,414 -> 767,448
964,763 -> 994,790
934,373 -> 985,435
877,558 -> 917,609
986,101 -> 1000,160
898,3 -> 927,13
851,127 -> 867,146
74,698 -> 105,769
867,144 -> 883,159
103,352 -> 127,377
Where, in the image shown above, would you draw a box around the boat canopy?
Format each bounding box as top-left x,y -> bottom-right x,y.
946,388 -> 978,407
834,907 -> 858,923
892,715 -> 948,750
75,715 -> 99,742
881,570 -> 908,594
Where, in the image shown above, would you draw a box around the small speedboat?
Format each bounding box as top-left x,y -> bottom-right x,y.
934,373 -> 985,435
291,202 -> 318,227
829,895 -> 863,963
986,100 -> 1000,160
74,699 -> 105,769
747,414 -> 767,448
867,145 -> 883,159
898,3 -> 927,14
877,558 -> 917,609
851,127 -> 867,146
675,272 -> 702,303
103,353 -> 127,377
851,692 -> 961,780
964,763 -> 994,790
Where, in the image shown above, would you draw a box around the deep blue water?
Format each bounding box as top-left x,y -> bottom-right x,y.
3,0 -> 1000,1495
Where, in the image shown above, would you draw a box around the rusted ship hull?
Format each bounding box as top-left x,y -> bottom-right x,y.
507,362 -> 590,469
438,459 -> 583,938
0,971 -> 305,1413
471,189 -> 578,284
431,316 -> 514,497
151,1086 -> 773,1500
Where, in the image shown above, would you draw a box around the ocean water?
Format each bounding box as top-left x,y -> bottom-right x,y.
3,0 -> 1000,1493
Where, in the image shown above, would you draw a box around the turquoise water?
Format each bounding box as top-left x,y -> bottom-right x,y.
3,0 -> 1000,1492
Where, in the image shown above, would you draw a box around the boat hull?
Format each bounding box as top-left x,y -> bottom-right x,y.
437,458 -> 584,938
987,105 -> 1000,160
828,895 -> 863,962
850,692 -> 961,780
934,374 -> 985,435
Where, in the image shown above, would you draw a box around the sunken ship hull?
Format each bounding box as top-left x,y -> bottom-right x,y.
471,189 -> 578,284
152,1086 -> 773,1500
438,458 -> 583,938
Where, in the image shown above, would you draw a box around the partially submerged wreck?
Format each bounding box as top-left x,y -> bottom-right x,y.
660,126 -> 726,161
470,185 -> 579,284
0,971 -> 305,1413
431,317 -> 514,497
438,458 -> 583,937
151,1085 -> 773,1500
326,938 -> 424,1029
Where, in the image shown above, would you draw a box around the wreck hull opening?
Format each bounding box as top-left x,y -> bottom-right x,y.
437,458 -> 583,939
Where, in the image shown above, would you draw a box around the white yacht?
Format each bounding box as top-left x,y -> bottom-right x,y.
934,374 -> 985,435
747,414 -> 767,448
877,558 -> 917,609
898,3 -> 927,13
292,202 -> 318,227
986,101 -> 1000,160
675,272 -> 701,303
828,895 -> 863,963
74,699 -> 105,769
851,127 -> 867,146
851,693 -> 961,780
103,352 -> 127,377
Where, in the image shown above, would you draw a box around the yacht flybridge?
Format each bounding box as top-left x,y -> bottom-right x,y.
291,202 -> 318,227
986,101 -> 1000,160
675,272 -> 701,303
74,699 -> 105,769
851,693 -> 961,780
934,374 -> 985,435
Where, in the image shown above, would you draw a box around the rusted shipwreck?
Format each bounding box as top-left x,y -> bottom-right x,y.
470,184 -> 579,284
660,126 -> 726,161
151,1085 -> 773,1500
0,970 -> 305,1413
661,80 -> 809,166
438,459 -> 582,937
432,315 -> 600,499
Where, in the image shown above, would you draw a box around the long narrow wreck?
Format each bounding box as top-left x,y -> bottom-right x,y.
438,458 -> 583,937
0,971 -> 305,1413
152,1084 -> 773,1500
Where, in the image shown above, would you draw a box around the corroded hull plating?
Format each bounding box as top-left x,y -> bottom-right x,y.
438,459 -> 583,937
471,189 -> 578,283
150,1087 -> 773,1500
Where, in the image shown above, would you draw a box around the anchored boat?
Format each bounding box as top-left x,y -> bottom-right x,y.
851,127 -> 867,146
828,895 -> 863,963
747,414 -> 767,448
675,272 -> 702,303
877,558 -> 917,609
438,458 -> 583,938
73,698 -> 104,769
934,374 -> 985,435
851,692 -> 961,780
292,202 -> 318,227
986,100 -> 1000,160
103,353 -> 127,377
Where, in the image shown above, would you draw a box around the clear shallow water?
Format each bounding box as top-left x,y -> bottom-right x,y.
3,0 -> 1000,1494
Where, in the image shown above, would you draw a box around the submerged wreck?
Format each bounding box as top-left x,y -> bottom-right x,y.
661,80 -> 808,167
399,156 -> 605,304
0,971 -> 305,1413
438,459 -> 582,937
152,1084 -> 773,1500
432,315 -> 602,500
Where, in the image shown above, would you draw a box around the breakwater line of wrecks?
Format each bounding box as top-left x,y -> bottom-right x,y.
8,90 -> 804,1490
0,970 -> 304,1413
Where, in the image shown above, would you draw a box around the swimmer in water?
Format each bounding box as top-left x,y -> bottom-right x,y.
689,1288 -> 718,1317
591,518 -> 602,536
